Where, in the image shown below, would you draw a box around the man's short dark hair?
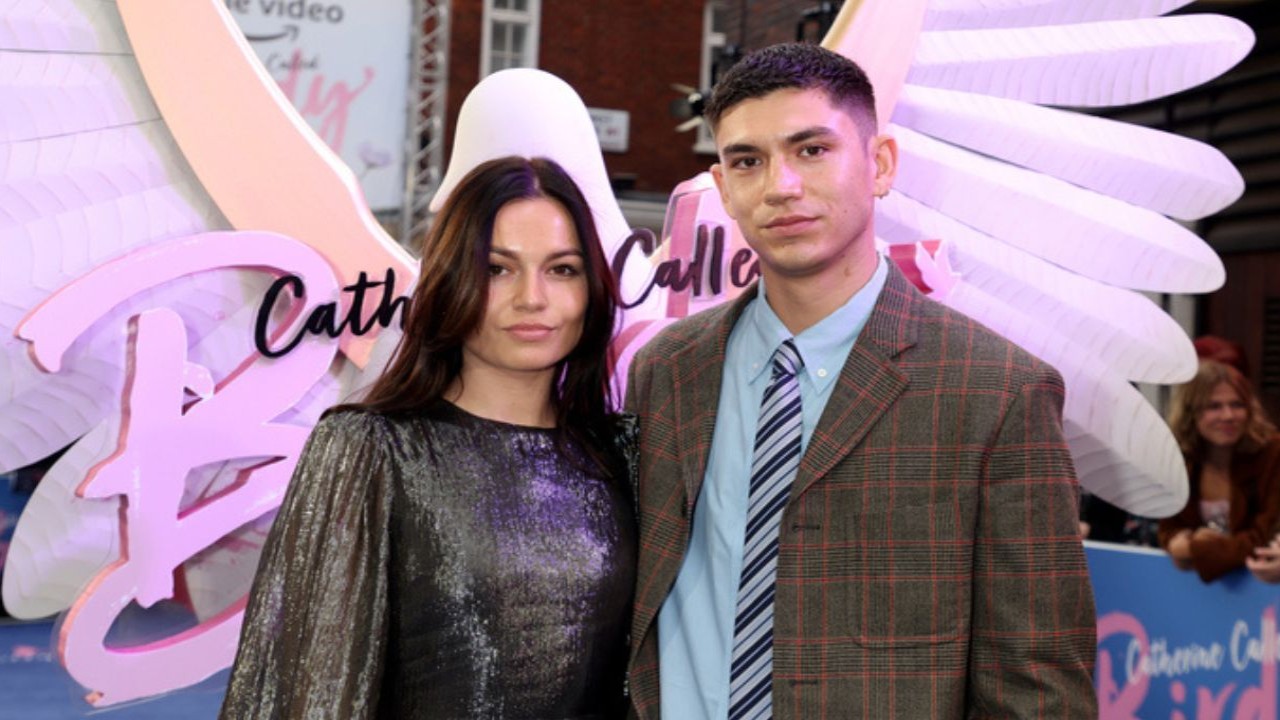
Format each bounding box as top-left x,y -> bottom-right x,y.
704,43 -> 877,136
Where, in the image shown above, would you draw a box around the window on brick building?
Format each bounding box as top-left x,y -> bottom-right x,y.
482,0 -> 540,76
695,1 -> 727,154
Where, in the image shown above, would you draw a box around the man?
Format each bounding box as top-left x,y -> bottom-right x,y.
625,43 -> 1097,718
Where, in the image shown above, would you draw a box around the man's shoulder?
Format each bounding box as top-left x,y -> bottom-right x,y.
906,292 -> 1062,389
633,300 -> 739,366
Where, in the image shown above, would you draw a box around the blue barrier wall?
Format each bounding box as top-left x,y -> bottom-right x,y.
1088,541 -> 1278,719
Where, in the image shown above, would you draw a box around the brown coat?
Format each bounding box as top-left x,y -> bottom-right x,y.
624,266 -> 1098,719
1158,436 -> 1280,582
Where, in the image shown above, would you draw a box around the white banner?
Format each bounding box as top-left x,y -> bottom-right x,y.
226,0 -> 412,211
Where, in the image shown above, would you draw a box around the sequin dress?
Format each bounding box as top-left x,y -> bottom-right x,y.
219,401 -> 638,719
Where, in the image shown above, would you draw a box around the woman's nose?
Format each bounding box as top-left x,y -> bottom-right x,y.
514,273 -> 547,309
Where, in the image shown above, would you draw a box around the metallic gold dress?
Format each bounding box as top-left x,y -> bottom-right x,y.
219,401 -> 637,719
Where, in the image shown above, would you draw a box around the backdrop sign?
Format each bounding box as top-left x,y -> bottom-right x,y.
1088,542 -> 1278,720
225,0 -> 411,210
0,0 -> 1253,710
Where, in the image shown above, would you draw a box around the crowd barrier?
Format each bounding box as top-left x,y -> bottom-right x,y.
1088,541 -> 1277,719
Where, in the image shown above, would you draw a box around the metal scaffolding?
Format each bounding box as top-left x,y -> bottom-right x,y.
399,0 -> 450,247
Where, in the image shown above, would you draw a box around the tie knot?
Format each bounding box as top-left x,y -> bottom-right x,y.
772,339 -> 802,378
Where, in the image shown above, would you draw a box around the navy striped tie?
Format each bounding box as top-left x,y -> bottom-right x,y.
729,339 -> 803,720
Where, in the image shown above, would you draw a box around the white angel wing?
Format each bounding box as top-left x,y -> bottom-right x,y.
430,67 -> 664,324
0,3 -> 230,474
432,2 -> 1249,518
824,0 -> 1250,516
1,0 -> 410,634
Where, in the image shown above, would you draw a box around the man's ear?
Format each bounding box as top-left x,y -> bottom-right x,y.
710,162 -> 736,219
871,134 -> 898,199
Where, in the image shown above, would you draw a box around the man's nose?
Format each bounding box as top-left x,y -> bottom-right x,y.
764,158 -> 802,203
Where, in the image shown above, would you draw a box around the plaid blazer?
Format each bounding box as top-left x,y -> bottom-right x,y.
624,266 -> 1097,719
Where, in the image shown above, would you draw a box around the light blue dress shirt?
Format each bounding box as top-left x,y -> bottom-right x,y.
657,255 -> 889,719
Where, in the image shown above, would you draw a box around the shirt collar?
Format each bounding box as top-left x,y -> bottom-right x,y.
743,254 -> 888,393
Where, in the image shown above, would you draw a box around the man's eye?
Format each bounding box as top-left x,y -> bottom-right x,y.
730,157 -> 760,169
800,145 -> 827,158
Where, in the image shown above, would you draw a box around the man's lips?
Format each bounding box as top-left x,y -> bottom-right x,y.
762,215 -> 817,232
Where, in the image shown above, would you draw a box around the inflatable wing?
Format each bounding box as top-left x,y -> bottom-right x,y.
434,1 -> 1251,518
1,0 -> 412,700
824,0 -> 1250,516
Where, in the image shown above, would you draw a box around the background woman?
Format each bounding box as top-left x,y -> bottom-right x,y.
1158,359 -> 1280,583
220,156 -> 635,718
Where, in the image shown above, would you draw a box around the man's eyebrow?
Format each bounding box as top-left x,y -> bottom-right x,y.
720,141 -> 760,156
720,126 -> 839,156
785,126 -> 838,145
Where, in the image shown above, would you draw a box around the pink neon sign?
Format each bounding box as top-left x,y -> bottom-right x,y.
19,231 -> 341,706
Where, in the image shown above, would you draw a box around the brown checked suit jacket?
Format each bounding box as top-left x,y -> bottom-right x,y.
624,265 -> 1098,719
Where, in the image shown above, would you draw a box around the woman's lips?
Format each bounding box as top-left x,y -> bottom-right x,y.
505,323 -> 555,341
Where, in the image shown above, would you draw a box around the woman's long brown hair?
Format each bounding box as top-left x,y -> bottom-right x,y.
354,156 -> 621,471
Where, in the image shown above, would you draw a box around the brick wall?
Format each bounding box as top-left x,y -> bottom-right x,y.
445,0 -> 710,194
721,0 -> 815,51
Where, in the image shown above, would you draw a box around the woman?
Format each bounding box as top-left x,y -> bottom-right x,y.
220,157 -> 636,718
1158,359 -> 1280,583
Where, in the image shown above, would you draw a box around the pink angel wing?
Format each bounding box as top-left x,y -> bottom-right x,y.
2,0 -> 411,631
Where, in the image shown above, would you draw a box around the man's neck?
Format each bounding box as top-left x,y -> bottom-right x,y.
761,250 -> 878,336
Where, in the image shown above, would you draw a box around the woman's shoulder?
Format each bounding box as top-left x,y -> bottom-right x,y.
307,406 -> 417,459
1253,433 -> 1280,465
1232,433 -> 1280,490
315,405 -> 391,435
280,408 -> 403,515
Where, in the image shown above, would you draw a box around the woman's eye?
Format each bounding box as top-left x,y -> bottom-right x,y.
488,264 -> 509,276
550,264 -> 582,277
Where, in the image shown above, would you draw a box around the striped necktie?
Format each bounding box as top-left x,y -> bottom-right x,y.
729,339 -> 804,720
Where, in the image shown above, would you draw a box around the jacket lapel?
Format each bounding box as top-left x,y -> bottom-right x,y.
793,265 -> 920,498
630,288 -> 756,667
668,287 -> 758,515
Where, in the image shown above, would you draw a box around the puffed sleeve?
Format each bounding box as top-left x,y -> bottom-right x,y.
219,410 -> 394,720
